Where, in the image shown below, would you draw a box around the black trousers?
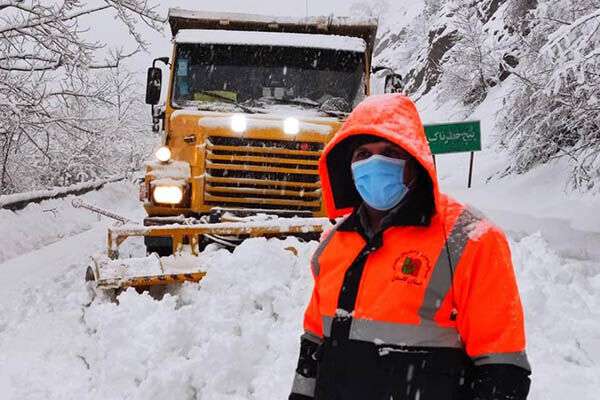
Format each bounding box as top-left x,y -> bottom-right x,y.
314,340 -> 472,400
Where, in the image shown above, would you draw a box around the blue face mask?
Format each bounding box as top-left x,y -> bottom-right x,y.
351,155 -> 409,211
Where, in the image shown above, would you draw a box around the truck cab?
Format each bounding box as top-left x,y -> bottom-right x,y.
142,9 -> 396,253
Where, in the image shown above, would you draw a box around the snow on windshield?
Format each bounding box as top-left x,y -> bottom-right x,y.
175,29 -> 367,53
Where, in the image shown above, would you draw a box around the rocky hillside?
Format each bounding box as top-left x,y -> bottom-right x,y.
368,0 -> 600,191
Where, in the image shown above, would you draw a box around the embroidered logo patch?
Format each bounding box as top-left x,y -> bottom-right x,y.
393,251 -> 431,285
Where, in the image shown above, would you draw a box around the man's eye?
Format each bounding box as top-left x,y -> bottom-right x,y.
354,150 -> 371,161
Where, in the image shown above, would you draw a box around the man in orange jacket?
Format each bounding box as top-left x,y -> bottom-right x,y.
289,94 -> 531,400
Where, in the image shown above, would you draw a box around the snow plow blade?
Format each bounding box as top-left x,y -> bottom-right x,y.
87,217 -> 330,291
87,254 -> 207,290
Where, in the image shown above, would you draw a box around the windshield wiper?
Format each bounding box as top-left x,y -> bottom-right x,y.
267,98 -> 320,108
195,91 -> 261,114
320,109 -> 349,118
266,97 -> 348,117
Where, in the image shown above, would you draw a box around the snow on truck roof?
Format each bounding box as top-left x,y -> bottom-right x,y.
175,29 -> 366,52
168,8 -> 378,27
168,8 -> 378,53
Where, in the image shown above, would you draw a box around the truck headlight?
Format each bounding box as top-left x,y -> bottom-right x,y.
283,117 -> 300,134
155,146 -> 171,162
230,114 -> 247,133
153,186 -> 183,204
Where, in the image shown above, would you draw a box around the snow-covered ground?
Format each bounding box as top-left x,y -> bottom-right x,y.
1,178 -> 599,399
1,85 -> 599,399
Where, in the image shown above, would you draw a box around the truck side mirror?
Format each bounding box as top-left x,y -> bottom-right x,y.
145,67 -> 162,105
384,73 -> 403,94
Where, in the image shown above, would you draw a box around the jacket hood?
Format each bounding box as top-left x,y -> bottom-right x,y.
318,94 -> 439,219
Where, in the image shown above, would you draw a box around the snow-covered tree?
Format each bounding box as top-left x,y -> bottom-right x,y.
499,0 -> 600,190
437,1 -> 512,109
31,65 -> 154,188
349,0 -> 390,20
0,0 -> 163,194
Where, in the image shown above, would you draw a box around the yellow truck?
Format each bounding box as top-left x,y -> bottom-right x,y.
85,9 -> 402,292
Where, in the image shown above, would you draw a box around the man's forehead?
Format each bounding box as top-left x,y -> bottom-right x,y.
354,141 -> 410,154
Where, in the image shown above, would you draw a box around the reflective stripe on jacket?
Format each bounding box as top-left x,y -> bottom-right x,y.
305,200 -> 530,369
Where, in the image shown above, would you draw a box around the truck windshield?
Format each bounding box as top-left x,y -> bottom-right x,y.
172,43 -> 365,113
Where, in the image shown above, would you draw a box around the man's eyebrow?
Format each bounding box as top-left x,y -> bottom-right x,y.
353,146 -> 370,154
385,145 -> 409,154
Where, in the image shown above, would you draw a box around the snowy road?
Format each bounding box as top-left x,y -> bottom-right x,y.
1,182 -> 599,399
0,227 -> 104,399
1,226 -> 105,310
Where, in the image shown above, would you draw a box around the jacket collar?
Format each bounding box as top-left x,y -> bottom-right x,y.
337,190 -> 432,237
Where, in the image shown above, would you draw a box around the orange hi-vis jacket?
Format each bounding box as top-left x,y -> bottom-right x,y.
290,94 -> 530,400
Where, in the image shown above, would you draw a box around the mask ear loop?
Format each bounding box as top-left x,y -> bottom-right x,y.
404,176 -> 417,191
403,158 -> 419,190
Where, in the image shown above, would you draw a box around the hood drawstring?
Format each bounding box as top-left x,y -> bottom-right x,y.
441,216 -> 459,321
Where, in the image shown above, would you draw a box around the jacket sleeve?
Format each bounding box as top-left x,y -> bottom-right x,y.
289,264 -> 324,399
288,330 -> 322,400
454,224 -> 532,399
470,364 -> 531,400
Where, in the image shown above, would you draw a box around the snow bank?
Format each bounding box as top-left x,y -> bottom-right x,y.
512,233 -> 600,399
0,181 -> 143,264
84,238 -> 317,400
0,236 -> 318,399
175,29 -> 366,52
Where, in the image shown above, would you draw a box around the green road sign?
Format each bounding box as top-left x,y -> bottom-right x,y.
424,121 -> 481,154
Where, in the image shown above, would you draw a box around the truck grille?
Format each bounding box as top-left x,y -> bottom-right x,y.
205,136 -> 324,211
